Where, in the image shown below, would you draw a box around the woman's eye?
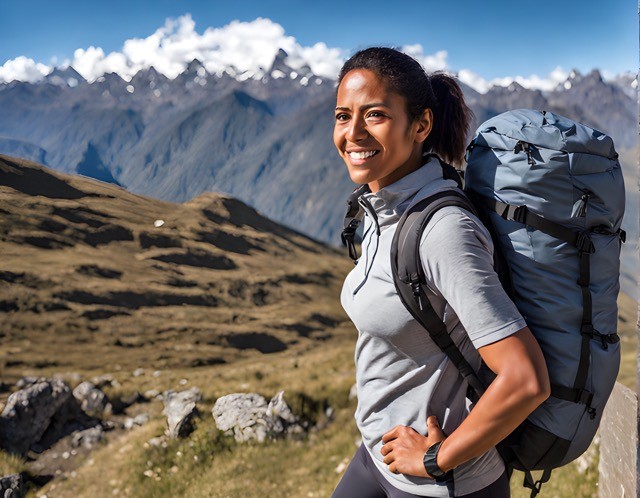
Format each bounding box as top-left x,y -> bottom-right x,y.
335,113 -> 349,121
367,111 -> 384,119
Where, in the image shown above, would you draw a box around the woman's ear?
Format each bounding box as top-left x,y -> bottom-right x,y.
414,108 -> 433,144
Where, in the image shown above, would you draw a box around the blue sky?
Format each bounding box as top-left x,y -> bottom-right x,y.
0,0 -> 636,84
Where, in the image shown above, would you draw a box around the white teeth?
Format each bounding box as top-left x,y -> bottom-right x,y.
348,150 -> 377,159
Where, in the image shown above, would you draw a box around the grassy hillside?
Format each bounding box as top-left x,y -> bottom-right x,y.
0,155 -> 636,497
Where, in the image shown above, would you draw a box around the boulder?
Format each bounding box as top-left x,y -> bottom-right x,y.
72,381 -> 112,418
15,376 -> 45,390
162,388 -> 201,438
0,378 -> 99,455
212,390 -> 303,442
0,474 -> 24,498
0,379 -> 72,454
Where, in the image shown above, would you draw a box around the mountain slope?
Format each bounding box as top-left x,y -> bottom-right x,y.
0,154 -> 351,378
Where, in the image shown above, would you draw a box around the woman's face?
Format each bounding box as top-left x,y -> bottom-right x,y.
333,69 -> 432,192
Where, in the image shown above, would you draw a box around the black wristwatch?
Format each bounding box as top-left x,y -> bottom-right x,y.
423,441 -> 453,482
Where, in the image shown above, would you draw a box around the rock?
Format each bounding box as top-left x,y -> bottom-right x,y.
15,376 -> 46,389
212,391 -> 303,443
162,388 -> 201,438
212,393 -> 269,442
71,425 -> 104,449
143,389 -> 160,400
89,374 -> 116,389
72,382 -> 112,418
0,378 -> 100,455
133,368 -> 145,377
101,420 -> 117,431
0,379 -> 72,454
267,390 -> 298,425
348,383 -> 357,401
123,413 -> 149,430
0,474 -> 24,498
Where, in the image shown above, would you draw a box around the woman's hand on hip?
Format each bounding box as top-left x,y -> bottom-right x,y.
380,415 -> 446,477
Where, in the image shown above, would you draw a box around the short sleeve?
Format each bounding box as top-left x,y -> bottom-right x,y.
419,207 -> 527,348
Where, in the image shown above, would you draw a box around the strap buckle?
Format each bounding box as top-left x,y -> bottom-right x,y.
580,323 -> 594,337
575,389 -> 594,406
575,231 -> 595,253
501,204 -> 528,224
618,229 -> 627,243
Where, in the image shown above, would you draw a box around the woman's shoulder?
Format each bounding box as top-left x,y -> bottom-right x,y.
419,204 -> 492,251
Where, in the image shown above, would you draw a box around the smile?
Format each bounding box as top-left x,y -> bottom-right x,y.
347,150 -> 379,160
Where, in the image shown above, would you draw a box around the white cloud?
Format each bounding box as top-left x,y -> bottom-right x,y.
71,46 -> 130,82
401,44 -> 448,72
457,69 -> 490,93
457,66 -> 569,94
0,15 -> 602,93
67,15 -> 346,82
0,56 -> 51,83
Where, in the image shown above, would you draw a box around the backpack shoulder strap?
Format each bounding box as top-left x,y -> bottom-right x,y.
390,188 -> 485,398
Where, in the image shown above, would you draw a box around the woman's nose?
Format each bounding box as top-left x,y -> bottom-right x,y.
346,117 -> 368,142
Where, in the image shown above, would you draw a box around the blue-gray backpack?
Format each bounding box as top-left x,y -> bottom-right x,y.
341,109 -> 626,497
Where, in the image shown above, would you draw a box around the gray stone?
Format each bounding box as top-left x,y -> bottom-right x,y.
212,393 -> 269,442
162,388 -> 201,438
212,391 -> 303,443
0,474 -> 23,498
89,374 -> 116,389
15,376 -> 45,390
123,413 -> 150,430
143,389 -> 160,400
0,379 -> 73,454
72,382 -> 112,418
71,425 -> 104,449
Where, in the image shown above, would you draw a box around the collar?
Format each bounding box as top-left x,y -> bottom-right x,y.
361,156 -> 456,229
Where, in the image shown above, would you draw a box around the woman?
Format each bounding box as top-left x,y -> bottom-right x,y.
331,47 -> 550,498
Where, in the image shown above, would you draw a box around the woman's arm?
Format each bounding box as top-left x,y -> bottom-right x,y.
380,326 -> 550,477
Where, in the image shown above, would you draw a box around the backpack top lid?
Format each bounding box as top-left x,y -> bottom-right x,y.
473,109 -> 617,159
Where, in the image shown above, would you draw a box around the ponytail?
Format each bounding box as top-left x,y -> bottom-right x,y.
424,72 -> 473,167
337,48 -> 474,167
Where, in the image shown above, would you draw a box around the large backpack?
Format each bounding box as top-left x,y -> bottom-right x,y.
341,109 -> 626,497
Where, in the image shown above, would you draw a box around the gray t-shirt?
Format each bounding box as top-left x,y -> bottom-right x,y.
341,158 -> 527,497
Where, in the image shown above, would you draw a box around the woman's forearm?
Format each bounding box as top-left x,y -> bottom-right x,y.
436,328 -> 550,472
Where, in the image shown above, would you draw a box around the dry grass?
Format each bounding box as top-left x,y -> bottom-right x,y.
1,156 -> 636,497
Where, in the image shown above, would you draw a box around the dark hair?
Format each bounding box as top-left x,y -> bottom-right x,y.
337,47 -> 473,166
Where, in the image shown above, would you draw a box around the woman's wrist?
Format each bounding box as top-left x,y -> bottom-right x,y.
423,440 -> 453,481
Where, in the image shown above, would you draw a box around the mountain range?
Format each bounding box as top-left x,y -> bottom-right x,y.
0,51 -> 637,293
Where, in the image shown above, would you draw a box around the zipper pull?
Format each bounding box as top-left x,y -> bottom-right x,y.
411,281 -> 423,311
577,191 -> 592,217
514,141 -> 534,165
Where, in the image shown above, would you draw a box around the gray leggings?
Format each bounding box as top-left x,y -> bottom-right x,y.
331,444 -> 510,498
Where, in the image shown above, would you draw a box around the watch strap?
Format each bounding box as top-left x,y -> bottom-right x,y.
423,441 -> 453,482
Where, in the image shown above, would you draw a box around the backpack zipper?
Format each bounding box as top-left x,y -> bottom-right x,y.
514,140 -> 535,165
577,190 -> 592,217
